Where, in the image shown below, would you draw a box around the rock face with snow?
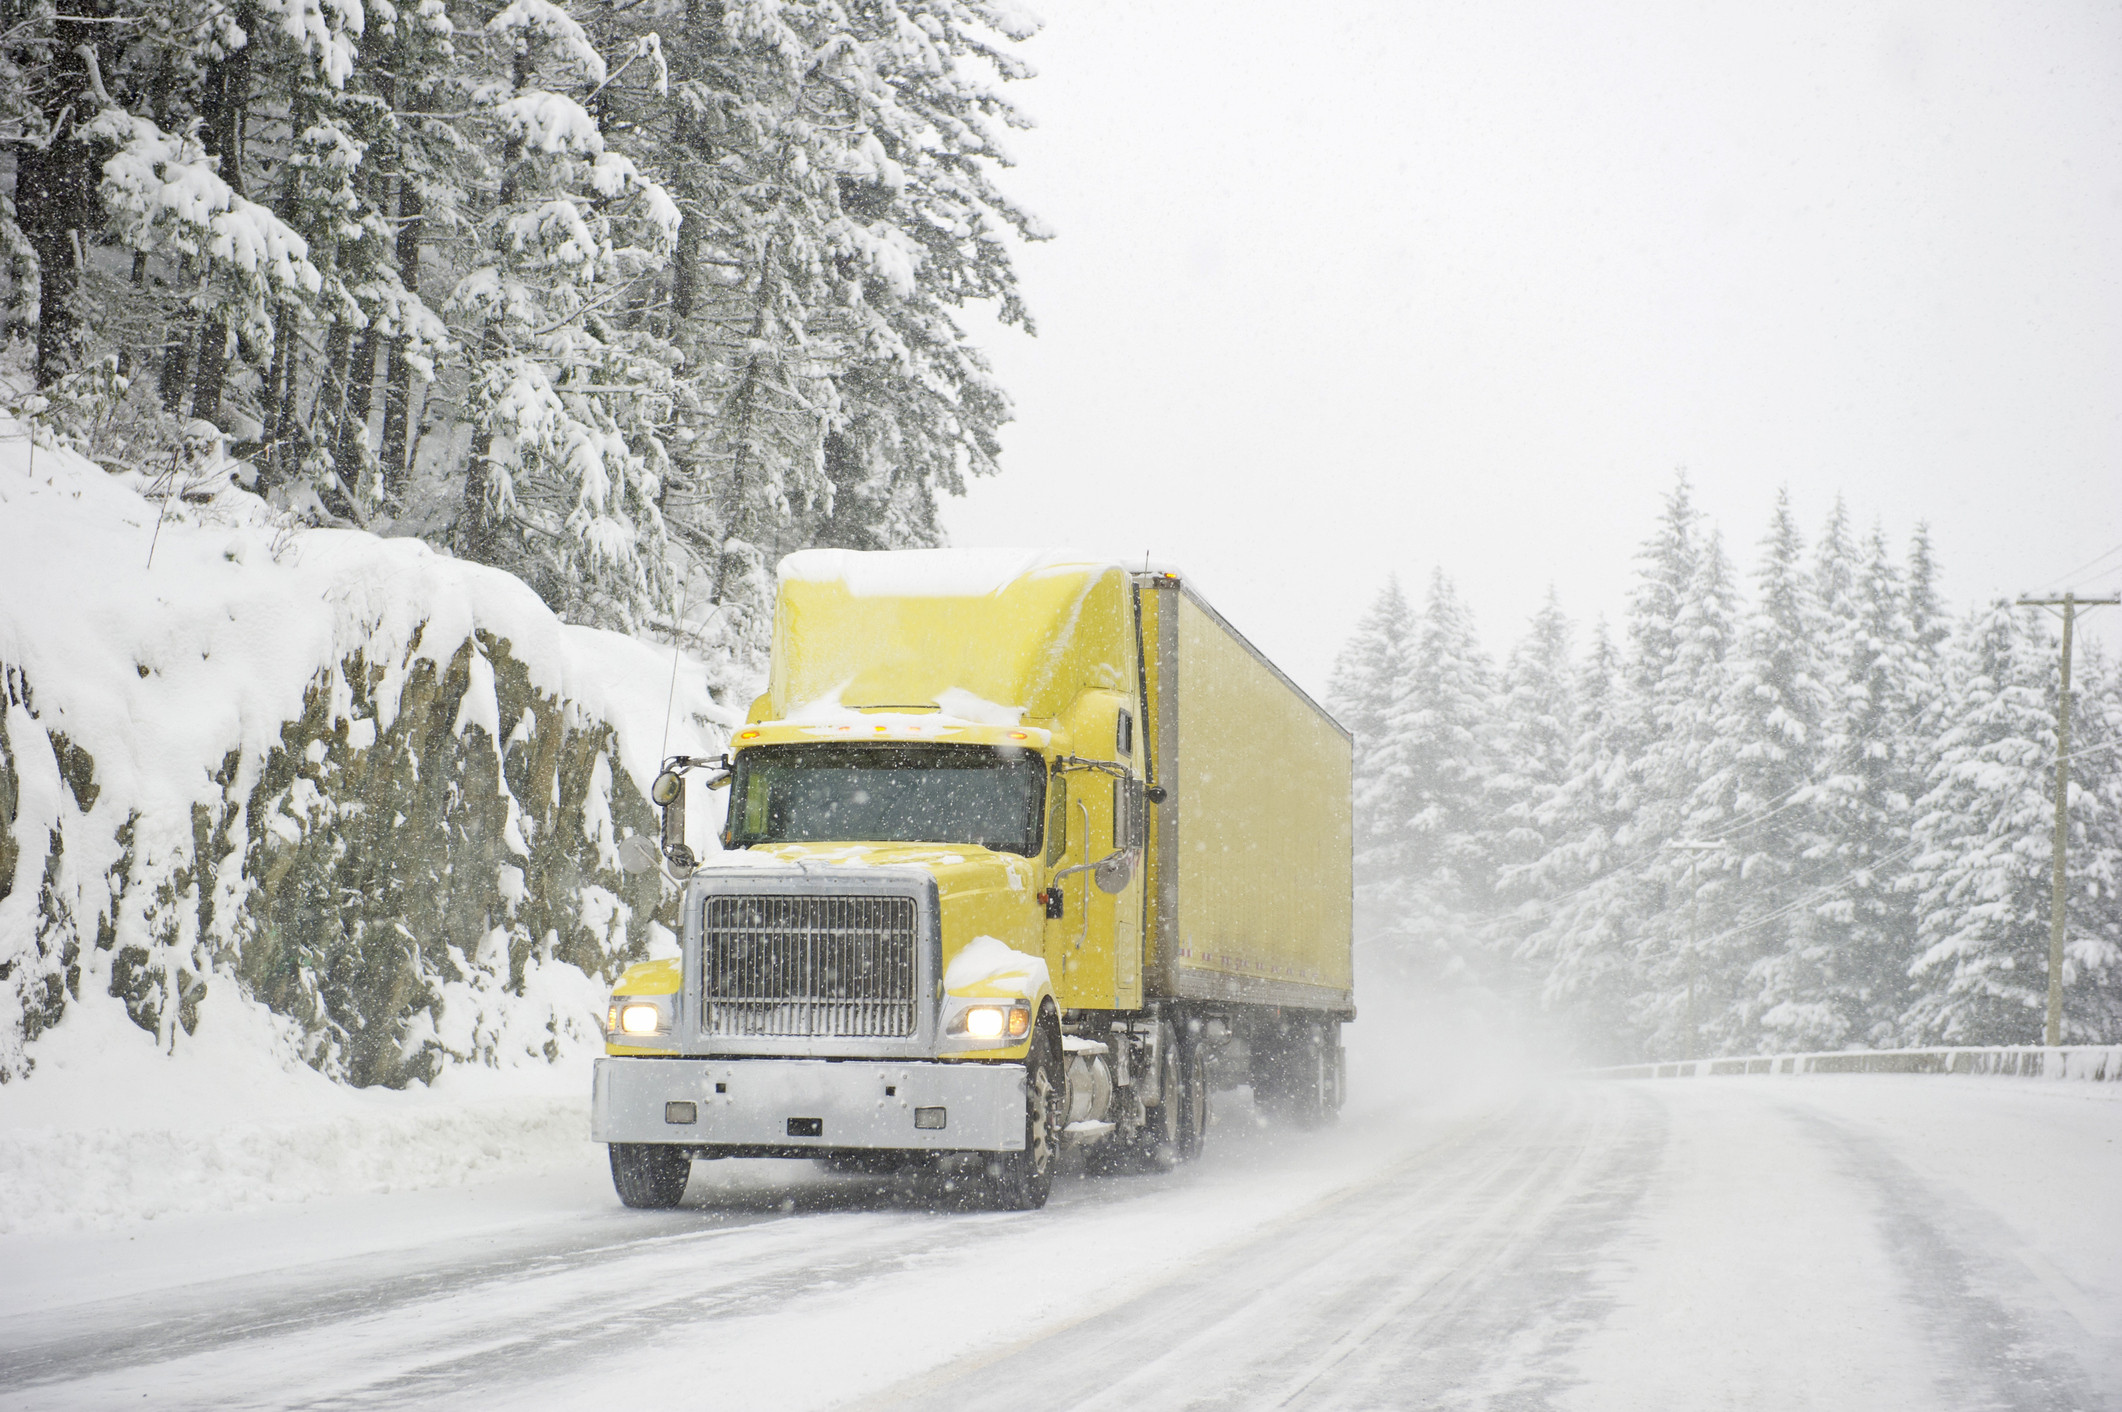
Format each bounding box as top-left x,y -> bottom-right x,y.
0,424 -> 729,1087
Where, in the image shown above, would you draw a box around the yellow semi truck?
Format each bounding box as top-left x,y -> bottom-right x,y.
593,550 -> 1353,1209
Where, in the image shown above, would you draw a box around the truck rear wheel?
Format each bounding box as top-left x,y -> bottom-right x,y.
609,1142 -> 691,1209
1251,1019 -> 1339,1128
1175,1034 -> 1210,1161
985,1021 -> 1061,1210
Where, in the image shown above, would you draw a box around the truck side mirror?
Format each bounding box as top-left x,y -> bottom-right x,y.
1125,777 -> 1150,850
651,769 -> 696,878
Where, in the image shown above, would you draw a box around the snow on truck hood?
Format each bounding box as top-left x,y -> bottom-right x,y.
943,936 -> 1050,1000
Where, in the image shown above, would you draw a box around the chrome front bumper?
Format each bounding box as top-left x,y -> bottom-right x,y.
592,1057 -> 1027,1152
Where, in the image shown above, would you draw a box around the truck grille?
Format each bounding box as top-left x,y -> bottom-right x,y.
701,895 -> 920,1038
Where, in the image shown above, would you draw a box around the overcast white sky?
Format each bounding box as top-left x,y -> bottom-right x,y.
941,0 -> 2122,700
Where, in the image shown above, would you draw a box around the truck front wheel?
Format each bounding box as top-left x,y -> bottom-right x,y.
985,1021 -> 1061,1210
609,1142 -> 691,1209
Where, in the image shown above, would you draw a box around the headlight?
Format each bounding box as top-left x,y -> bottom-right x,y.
949,1002 -> 1031,1040
606,995 -> 672,1038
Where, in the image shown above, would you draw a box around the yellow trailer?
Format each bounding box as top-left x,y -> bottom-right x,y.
592,551 -> 1353,1209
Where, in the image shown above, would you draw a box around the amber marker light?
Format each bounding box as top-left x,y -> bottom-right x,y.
1008,1006 -> 1031,1038
1008,731 -> 1029,741
738,729 -> 761,740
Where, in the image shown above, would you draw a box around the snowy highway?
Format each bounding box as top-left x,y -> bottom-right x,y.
2,1075 -> 2116,1411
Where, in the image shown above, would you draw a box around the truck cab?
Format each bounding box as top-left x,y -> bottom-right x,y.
591,549 -> 1350,1210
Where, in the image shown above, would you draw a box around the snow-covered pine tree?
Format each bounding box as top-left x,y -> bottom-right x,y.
1905,523 -> 1951,660
1634,527 -> 1743,1055
1492,589 -> 1575,893
1363,569 -> 1503,990
1517,620 -> 1644,1059
1329,576 -> 1416,875
1523,476 -> 1711,1059
1,0 -> 1041,664
608,0 -> 1042,676
801,0 -> 1043,554
1905,601 -> 2122,1043
1696,490 -> 1831,1049
1791,524 -> 1926,1046
445,0 -> 683,629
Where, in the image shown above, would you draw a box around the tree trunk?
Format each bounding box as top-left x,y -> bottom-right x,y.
184,15 -> 252,424
458,330 -> 505,564
313,318 -> 356,516
338,331 -> 379,485
379,176 -> 424,499
158,303 -> 195,412
189,318 -> 230,423
17,5 -> 110,387
261,305 -> 296,489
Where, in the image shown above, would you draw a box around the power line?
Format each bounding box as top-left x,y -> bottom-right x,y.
1680,840 -> 1924,956
2033,540 -> 2122,594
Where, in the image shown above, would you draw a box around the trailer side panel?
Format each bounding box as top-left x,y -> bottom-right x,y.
1140,577 -> 1354,1013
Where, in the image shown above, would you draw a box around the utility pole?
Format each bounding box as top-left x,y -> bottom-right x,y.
2016,591 -> 2120,1047
1667,840 -> 1723,1062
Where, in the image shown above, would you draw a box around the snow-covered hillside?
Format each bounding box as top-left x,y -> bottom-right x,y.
0,419 -> 732,1226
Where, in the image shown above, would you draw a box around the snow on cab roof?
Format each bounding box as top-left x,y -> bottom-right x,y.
777,547 -> 1115,598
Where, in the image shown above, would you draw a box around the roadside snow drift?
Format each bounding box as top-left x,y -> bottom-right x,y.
0,418 -> 729,1228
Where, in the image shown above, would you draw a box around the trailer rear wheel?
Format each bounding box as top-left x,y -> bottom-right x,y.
1251,1019 -> 1339,1128
1175,1034 -> 1210,1161
609,1143 -> 691,1209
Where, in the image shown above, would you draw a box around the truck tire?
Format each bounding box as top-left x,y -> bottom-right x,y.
985,1021 -> 1061,1210
1175,1033 -> 1210,1161
1251,1020 -> 1337,1128
1091,1025 -> 1180,1175
609,1142 -> 691,1209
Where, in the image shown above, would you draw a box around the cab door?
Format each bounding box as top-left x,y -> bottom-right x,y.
1042,696 -> 1147,1010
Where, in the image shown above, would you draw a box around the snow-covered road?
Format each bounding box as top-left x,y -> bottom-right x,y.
2,1076 -> 2115,1411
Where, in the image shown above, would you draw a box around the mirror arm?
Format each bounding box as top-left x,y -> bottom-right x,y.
1051,754 -> 1132,781
1050,848 -> 1130,882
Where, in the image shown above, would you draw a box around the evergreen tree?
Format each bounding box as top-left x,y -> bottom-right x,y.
1329,576 -> 1415,876
1698,490 -> 1831,1049
1494,588 -> 1576,873
1517,619 -> 1644,1059
1328,494 -> 2120,1060
1364,569 -> 1502,988
0,0 -> 1042,657
1637,528 -> 1742,1055
1905,602 -> 2122,1043
1795,525 -> 1925,1045
1525,477 -> 1717,1059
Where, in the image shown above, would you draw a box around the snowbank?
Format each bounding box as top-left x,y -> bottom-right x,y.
0,415 -> 730,1223
0,982 -> 593,1233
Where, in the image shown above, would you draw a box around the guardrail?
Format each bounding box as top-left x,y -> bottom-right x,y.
1581,1044 -> 2122,1083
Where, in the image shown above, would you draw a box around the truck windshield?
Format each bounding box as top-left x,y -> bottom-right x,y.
725,743 -> 1046,856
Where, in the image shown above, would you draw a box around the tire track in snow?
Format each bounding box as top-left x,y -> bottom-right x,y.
1783,1104 -> 2107,1412
862,1084 -> 1658,1411
0,1187 -> 997,1407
